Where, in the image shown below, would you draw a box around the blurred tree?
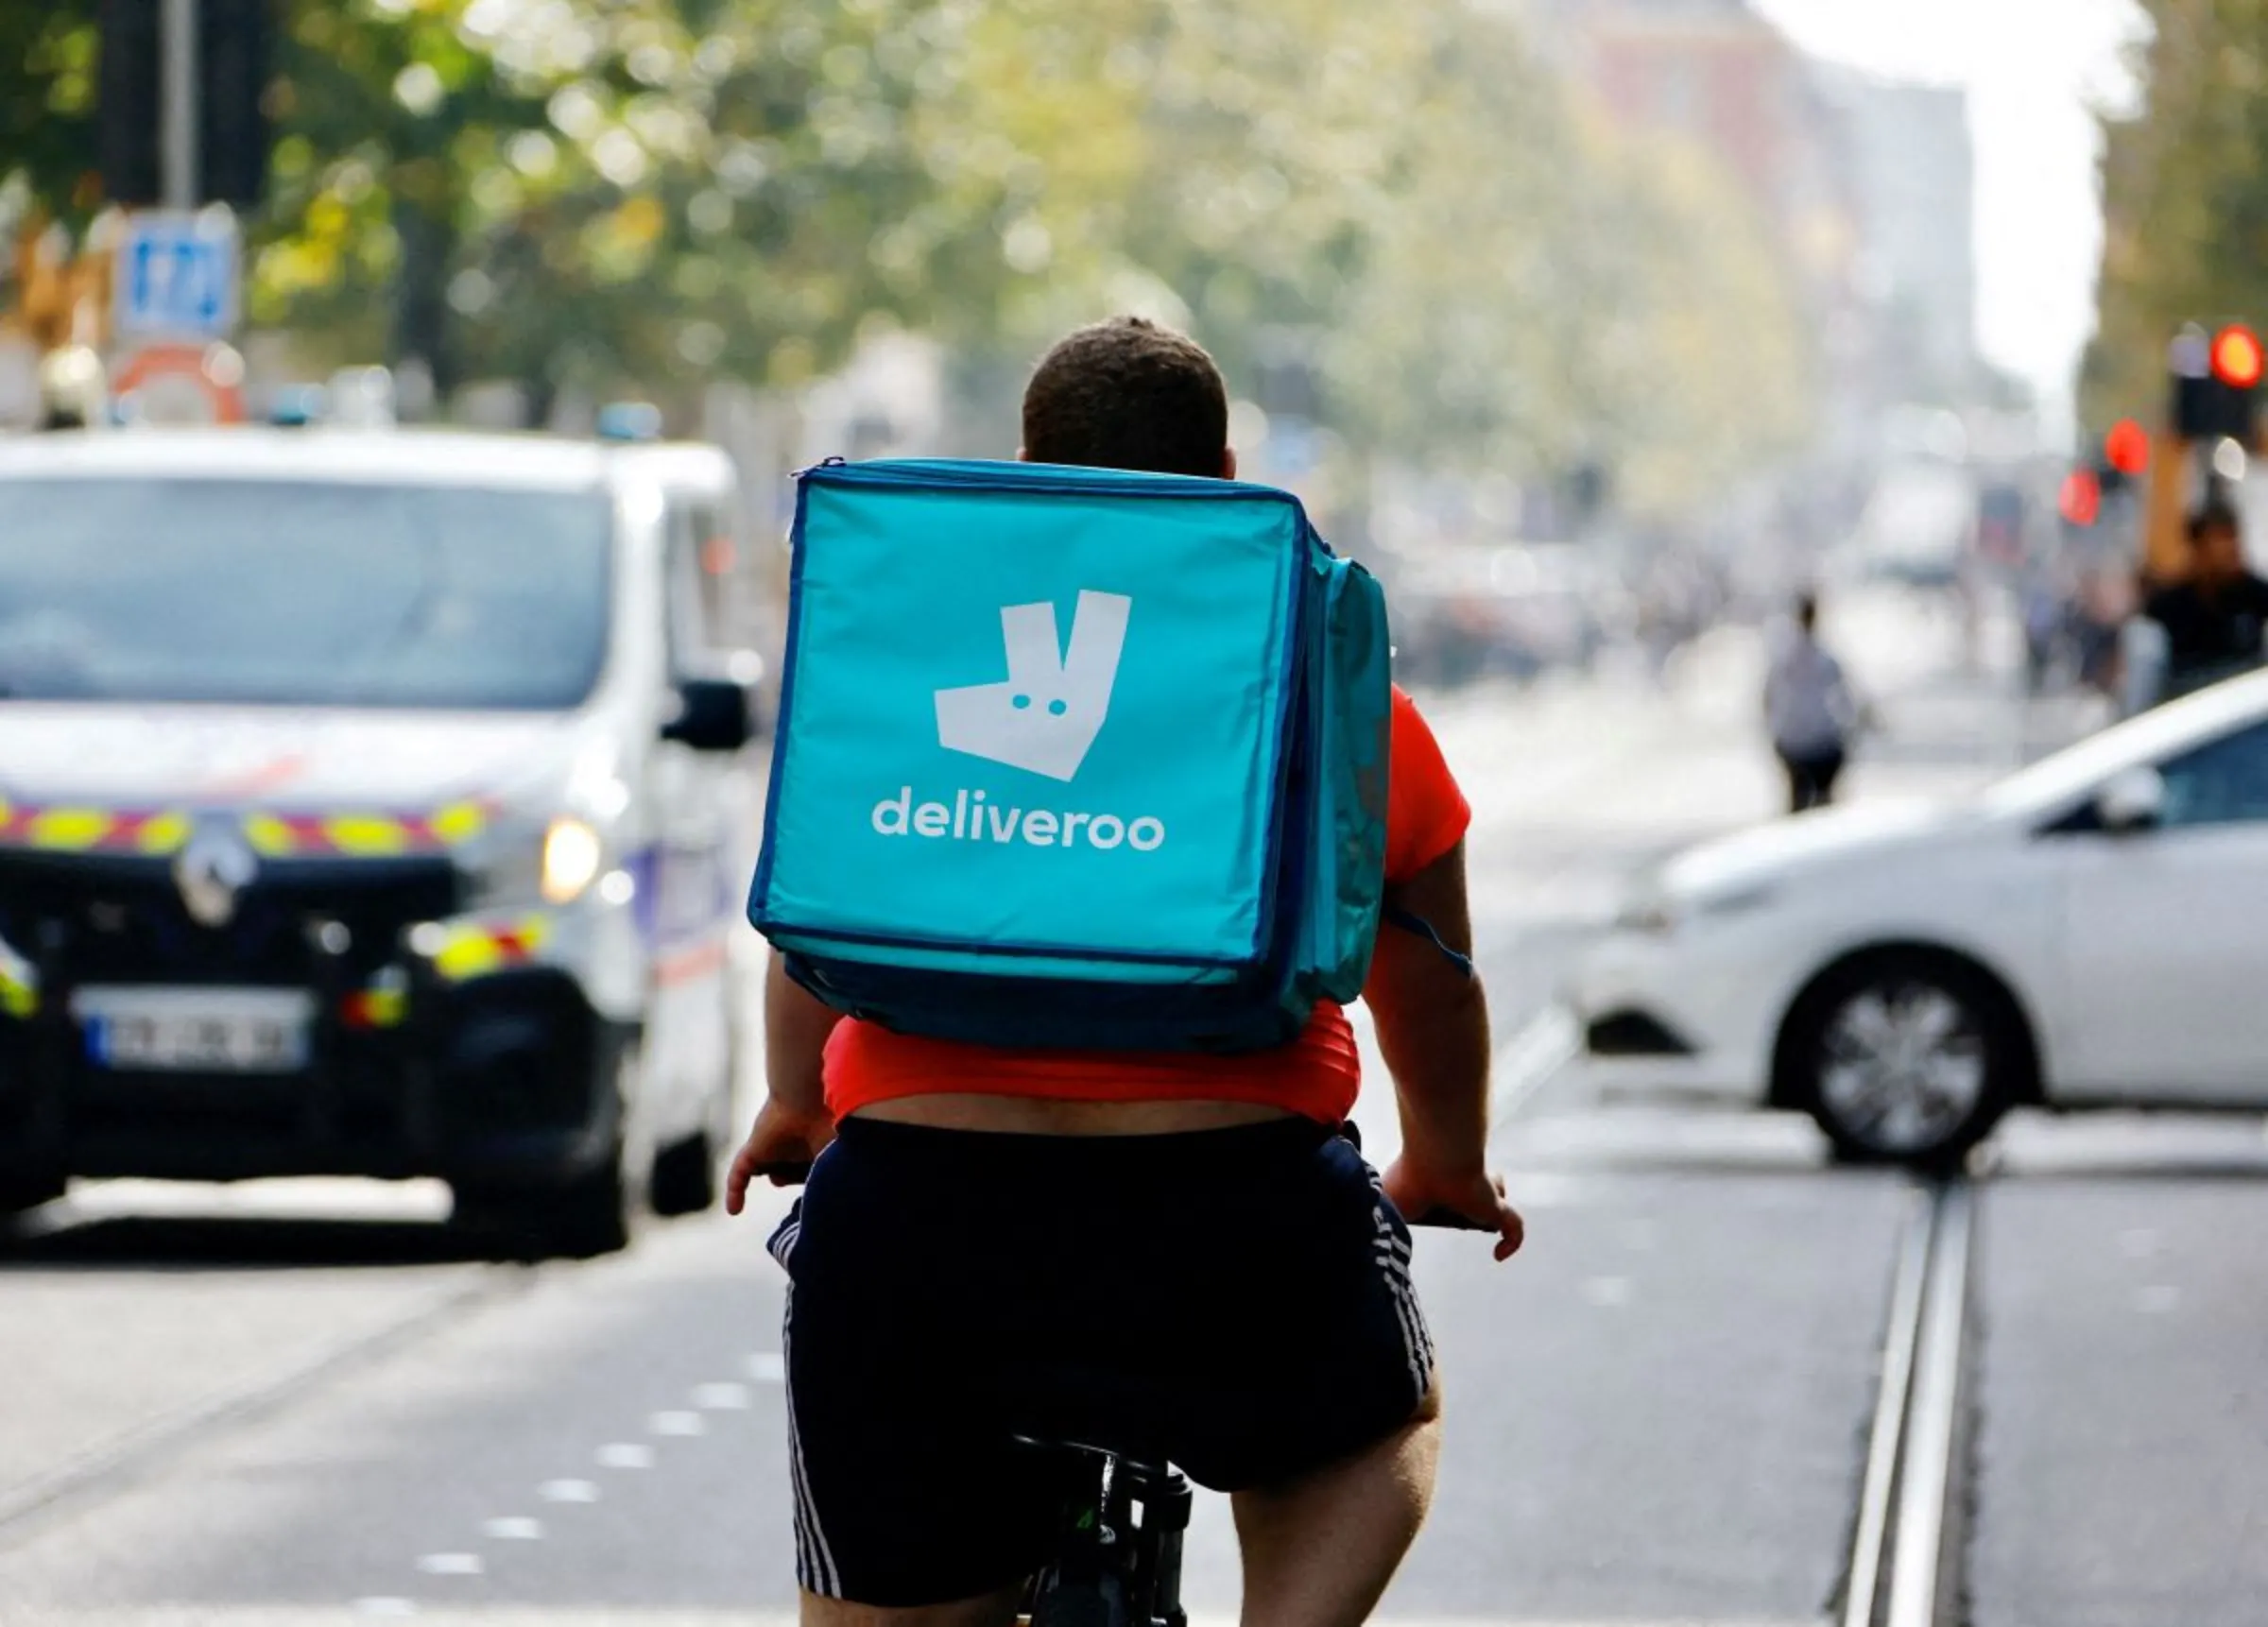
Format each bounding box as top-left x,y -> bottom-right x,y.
0,2 -> 102,228
2085,0 -> 2268,430
251,0 -> 1052,413
2,0 -> 1817,487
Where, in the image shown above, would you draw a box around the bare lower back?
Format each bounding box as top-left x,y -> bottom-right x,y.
852,1093 -> 1300,1136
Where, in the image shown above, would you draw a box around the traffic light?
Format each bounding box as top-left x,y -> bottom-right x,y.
2173,322 -> 2263,443
97,0 -> 271,209
2105,418 -> 2151,478
2215,324 -> 2264,390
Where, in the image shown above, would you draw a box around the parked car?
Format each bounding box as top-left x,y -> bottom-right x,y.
1570,669 -> 2268,1166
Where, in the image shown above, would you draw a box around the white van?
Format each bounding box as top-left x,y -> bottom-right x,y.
0,424 -> 773,1256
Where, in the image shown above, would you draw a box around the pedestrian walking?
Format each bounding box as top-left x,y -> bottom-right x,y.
1764,592 -> 1860,814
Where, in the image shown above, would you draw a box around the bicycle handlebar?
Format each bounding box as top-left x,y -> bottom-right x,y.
748,1161 -> 1494,1231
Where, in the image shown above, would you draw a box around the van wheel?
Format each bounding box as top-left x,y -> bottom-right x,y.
1785,951 -> 2019,1171
455,1154 -> 634,1261
649,1128 -> 719,1217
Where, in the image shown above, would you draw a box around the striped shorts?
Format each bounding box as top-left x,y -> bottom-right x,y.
767,1114 -> 1435,1608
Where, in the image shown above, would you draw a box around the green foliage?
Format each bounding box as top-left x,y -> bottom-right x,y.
2086,0 -> 2268,430
1,0 -> 1813,508
0,2 -> 101,228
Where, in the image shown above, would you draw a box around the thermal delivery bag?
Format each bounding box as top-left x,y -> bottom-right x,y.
747,457 -> 1391,1053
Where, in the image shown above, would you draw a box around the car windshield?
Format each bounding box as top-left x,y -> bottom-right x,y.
1977,681 -> 2268,820
0,476 -> 611,710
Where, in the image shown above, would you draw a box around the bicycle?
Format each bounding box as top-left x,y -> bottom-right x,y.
756,1135 -> 1481,1627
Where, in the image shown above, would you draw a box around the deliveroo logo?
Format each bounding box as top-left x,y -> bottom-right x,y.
871,590 -> 1162,851
934,591 -> 1132,782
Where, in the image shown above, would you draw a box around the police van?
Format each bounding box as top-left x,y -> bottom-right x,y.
0,420 -> 773,1256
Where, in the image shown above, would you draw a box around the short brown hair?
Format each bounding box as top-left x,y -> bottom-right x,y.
1021,317 -> 1229,478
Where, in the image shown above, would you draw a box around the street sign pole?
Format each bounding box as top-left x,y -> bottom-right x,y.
161,0 -> 200,211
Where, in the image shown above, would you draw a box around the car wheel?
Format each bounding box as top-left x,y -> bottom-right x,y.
1784,952 -> 2021,1170
454,1042 -> 643,1261
455,1151 -> 633,1262
649,1127 -> 720,1218
652,979 -> 742,1220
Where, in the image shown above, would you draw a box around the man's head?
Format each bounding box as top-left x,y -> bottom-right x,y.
1020,317 -> 1234,480
2189,498 -> 2245,584
1796,592 -> 1819,635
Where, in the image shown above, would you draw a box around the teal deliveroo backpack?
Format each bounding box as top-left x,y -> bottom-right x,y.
747,456 -> 1393,1053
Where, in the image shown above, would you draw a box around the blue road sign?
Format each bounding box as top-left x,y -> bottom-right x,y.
115,213 -> 241,340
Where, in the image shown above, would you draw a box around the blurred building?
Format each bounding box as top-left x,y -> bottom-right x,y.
1813,65 -> 1980,402
1525,0 -> 1854,264
1521,0 -> 1984,464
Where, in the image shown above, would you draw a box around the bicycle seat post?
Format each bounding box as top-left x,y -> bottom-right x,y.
1118,1457 -> 1192,1627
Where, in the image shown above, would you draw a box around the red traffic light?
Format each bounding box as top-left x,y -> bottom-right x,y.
2212,324 -> 2264,389
2105,418 -> 2151,475
2059,470 -> 2102,527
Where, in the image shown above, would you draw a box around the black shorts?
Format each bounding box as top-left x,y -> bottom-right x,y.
767,1115 -> 1435,1606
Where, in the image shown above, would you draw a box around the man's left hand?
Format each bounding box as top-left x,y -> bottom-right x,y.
724,1097 -> 836,1216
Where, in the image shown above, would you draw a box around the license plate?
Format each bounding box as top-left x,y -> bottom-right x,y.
73,987 -> 314,1073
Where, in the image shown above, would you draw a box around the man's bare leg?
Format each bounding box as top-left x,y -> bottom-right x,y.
1231,1388 -> 1443,1627
800,1583 -> 1022,1627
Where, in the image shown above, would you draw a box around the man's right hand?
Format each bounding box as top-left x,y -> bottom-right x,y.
1383,1156 -> 1524,1261
724,1097 -> 836,1216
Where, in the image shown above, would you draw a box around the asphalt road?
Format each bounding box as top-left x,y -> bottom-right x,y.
5,589 -> 2266,1627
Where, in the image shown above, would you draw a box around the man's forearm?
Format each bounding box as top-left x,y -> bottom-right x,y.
1376,974 -> 1492,1172
764,952 -> 840,1120
1365,843 -> 1493,1171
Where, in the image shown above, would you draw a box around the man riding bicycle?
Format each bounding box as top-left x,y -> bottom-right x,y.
728,315 -> 1522,1626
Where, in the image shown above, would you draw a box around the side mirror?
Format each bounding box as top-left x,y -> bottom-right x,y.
662,676 -> 758,753
2096,766 -> 2167,833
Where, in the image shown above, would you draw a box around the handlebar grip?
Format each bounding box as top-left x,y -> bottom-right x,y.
1410,1207 -> 1493,1232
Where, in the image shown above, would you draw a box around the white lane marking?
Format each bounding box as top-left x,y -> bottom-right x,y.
414,1552 -> 484,1577
2118,1227 -> 2161,1259
1494,1005 -> 1582,1122
2137,1285 -> 2181,1314
540,1479 -> 601,1503
482,1516 -> 545,1541
694,1381 -> 752,1411
748,1352 -> 786,1383
596,1442 -> 656,1469
353,1600 -> 419,1616
1579,1276 -> 1633,1308
650,1410 -> 708,1437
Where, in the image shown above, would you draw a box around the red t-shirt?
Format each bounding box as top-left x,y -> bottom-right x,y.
824,686 -> 1471,1124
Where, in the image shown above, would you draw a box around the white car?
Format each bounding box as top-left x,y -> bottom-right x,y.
1572,669 -> 2268,1166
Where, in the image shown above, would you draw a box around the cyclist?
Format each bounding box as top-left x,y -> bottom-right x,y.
728,315 -> 1522,1627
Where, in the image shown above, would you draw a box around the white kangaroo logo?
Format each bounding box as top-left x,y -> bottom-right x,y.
935,591 -> 1132,781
